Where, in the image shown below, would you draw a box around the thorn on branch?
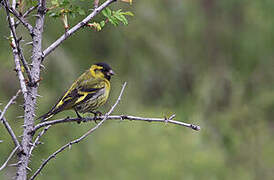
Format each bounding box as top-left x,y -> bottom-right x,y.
25,77 -> 43,87
17,36 -> 22,43
26,166 -> 32,172
40,64 -> 45,69
24,41 -> 33,46
8,160 -> 22,168
9,162 -> 20,167
120,115 -> 126,120
169,114 -> 176,120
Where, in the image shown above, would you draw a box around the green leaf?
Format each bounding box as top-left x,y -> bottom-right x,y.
102,9 -> 132,27
102,7 -> 112,18
60,0 -> 70,7
102,9 -> 109,18
100,21 -> 105,28
108,16 -> 118,26
119,14 -> 128,25
116,9 -> 122,13
106,7 -> 112,17
113,13 -> 123,22
51,0 -> 59,6
77,7 -> 85,15
121,11 -> 134,16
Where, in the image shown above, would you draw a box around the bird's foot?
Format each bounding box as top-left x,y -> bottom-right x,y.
90,111 -> 102,124
74,109 -> 82,124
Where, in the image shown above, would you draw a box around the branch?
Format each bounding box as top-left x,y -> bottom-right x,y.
0,146 -> 19,171
22,5 -> 38,18
12,47 -> 28,95
4,0 -> 33,85
42,0 -> 117,59
30,82 -> 127,180
0,90 -> 21,148
34,114 -> 200,132
14,5 -> 39,34
16,1 -> 47,179
29,125 -> 51,157
5,0 -> 28,96
3,0 -> 33,34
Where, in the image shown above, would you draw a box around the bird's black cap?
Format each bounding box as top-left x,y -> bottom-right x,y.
95,62 -> 115,80
95,62 -> 112,71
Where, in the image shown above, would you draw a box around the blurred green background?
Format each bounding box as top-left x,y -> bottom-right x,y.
1,0 -> 274,179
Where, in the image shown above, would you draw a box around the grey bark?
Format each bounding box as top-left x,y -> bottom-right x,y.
16,1 -> 46,179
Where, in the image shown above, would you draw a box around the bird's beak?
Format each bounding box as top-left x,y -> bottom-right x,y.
108,69 -> 115,76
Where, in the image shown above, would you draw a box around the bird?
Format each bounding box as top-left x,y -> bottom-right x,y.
38,62 -> 115,122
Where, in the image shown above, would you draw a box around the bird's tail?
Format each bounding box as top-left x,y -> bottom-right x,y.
37,111 -> 55,122
37,106 -> 63,122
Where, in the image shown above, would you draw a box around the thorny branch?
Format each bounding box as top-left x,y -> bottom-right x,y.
2,0 -> 33,34
23,5 -> 38,18
14,5 -> 38,27
30,82 -> 127,180
34,114 -> 201,132
3,0 -> 33,85
0,90 -> 21,148
6,9 -> 28,95
29,125 -> 51,156
16,0 -> 47,179
0,146 -> 19,171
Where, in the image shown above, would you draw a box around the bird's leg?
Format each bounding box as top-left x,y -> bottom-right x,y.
74,109 -> 82,124
90,111 -> 102,124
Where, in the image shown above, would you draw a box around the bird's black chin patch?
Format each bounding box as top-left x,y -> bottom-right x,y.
105,74 -> 111,81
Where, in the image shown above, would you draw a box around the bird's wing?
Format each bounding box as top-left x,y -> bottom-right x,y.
54,78 -> 106,111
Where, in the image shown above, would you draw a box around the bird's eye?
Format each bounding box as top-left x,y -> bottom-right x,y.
95,68 -> 102,72
101,68 -> 107,72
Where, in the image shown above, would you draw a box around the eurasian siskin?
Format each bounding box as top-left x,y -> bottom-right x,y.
38,62 -> 115,121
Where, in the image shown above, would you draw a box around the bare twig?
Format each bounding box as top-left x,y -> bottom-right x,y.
8,161 -> 22,168
7,12 -> 28,95
12,44 -> 28,95
15,5 -> 38,27
30,82 -> 127,180
0,90 -> 22,148
23,5 -> 38,18
34,114 -> 200,132
0,146 -> 19,171
0,115 -> 21,148
0,90 -> 21,120
4,0 -> 33,85
42,0 -> 117,59
29,125 -> 51,156
3,0 -> 33,34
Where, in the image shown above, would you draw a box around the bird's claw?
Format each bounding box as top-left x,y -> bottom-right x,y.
90,111 -> 102,124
